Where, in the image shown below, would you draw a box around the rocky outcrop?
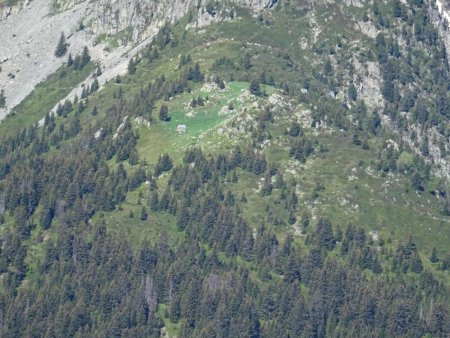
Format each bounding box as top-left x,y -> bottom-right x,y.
88,0 -> 277,41
0,0 -> 25,21
429,0 -> 450,66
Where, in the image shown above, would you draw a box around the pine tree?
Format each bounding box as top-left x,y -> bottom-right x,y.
242,53 -> 252,70
90,79 -> 99,93
289,122 -> 301,137
411,252 -> 423,273
348,83 -> 357,101
150,191 -> 159,211
187,62 -> 204,82
177,203 -> 189,230
140,207 -> 148,221
56,103 -> 63,117
62,99 -> 73,117
0,89 -> 5,108
80,46 -> 90,68
430,247 -> 439,263
67,116 -> 81,137
72,54 -> 81,69
421,135 -> 429,156
128,57 -> 137,75
55,32 -> 68,57
393,0 -> 403,17
40,205 -> 54,230
324,59 -> 333,76
155,153 -> 173,176
441,255 -> 450,270
159,104 -> 170,121
260,172 -> 273,196
314,218 -> 336,251
67,53 -> 73,66
249,79 -> 263,97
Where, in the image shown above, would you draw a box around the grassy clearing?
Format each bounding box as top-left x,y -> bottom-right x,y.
157,304 -> 182,337
94,27 -> 133,49
136,81 -> 256,163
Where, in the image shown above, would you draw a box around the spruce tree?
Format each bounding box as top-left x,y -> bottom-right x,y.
90,79 -> 99,93
430,247 -> 439,263
348,83 -> 358,101
150,191 -> 159,211
140,207 -> 148,221
249,79 -> 262,96
154,154 -> 173,177
55,32 -> 68,57
159,104 -> 170,121
56,103 -> 63,117
0,89 -> 5,108
128,58 -> 137,74
80,46 -> 91,68
242,52 -> 252,70
177,203 -> 189,230
67,53 -> 73,66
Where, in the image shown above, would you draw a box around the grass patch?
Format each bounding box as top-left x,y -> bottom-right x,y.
0,63 -> 95,137
94,27 -> 133,49
156,304 -> 182,337
136,81 -> 267,163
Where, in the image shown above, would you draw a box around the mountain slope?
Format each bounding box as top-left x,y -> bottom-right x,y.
0,0 -> 450,337
0,0 -> 275,119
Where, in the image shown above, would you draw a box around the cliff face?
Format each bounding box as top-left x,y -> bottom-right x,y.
0,0 -> 25,20
89,0 -> 198,40
50,0 -> 277,41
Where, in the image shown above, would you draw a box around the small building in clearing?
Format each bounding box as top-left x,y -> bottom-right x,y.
176,124 -> 187,133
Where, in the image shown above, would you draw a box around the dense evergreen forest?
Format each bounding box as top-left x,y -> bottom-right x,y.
0,0 -> 450,337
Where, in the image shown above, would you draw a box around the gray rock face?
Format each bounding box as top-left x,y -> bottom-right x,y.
89,0 -> 197,40
0,0 -> 26,20
87,0 -> 276,40
49,0 -> 276,41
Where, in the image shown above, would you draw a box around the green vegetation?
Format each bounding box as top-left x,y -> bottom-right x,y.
0,60 -> 94,137
94,27 -> 134,49
0,0 -> 20,7
0,89 -> 5,108
0,0 -> 449,336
